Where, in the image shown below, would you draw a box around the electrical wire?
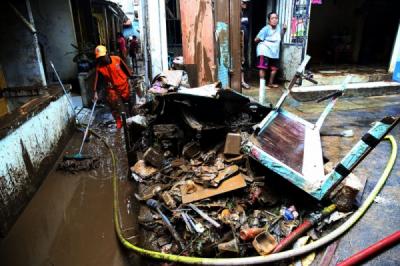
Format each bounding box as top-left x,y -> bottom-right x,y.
106,134 -> 396,265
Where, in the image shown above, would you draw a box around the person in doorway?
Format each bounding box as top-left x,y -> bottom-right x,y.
240,0 -> 251,89
117,32 -> 128,62
254,12 -> 286,90
93,45 -> 132,129
129,35 -> 139,72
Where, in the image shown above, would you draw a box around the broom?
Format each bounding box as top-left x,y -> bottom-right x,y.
64,99 -> 97,160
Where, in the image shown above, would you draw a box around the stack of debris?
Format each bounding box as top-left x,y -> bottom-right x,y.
126,88 -> 352,258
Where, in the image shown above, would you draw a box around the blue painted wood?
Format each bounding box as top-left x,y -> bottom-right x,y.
243,142 -> 307,190
216,22 -> 230,88
316,121 -> 394,199
257,110 -> 278,133
315,75 -> 352,130
249,112 -> 397,200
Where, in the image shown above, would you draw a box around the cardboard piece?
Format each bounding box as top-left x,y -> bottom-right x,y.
210,164 -> 239,187
181,173 -> 247,204
131,160 -> 158,178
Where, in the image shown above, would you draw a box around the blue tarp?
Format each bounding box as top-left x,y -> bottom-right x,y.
123,21 -> 140,40
393,61 -> 400,82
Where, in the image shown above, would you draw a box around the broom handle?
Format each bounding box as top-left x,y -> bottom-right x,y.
79,99 -> 97,154
49,61 -> 76,116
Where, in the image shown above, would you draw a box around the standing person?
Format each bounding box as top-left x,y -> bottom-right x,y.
93,45 -> 132,129
255,12 -> 286,95
129,35 -> 139,72
241,0 -> 251,89
117,32 -> 127,62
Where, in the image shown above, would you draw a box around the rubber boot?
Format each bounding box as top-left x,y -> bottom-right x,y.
259,78 -> 266,103
116,116 -> 123,129
112,110 -> 123,129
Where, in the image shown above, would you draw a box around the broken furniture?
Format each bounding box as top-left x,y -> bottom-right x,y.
120,84 -> 277,257
119,67 -> 398,259
243,56 -> 400,200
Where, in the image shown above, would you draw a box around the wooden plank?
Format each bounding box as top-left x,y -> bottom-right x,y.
180,0 -> 216,87
215,0 -> 229,23
229,0 -> 241,91
256,113 -> 305,173
302,126 -> 324,181
215,0 -> 230,88
181,173 -> 247,204
318,240 -> 339,266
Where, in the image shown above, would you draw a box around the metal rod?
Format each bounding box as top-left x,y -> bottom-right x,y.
8,2 -> 36,33
314,75 -> 352,130
181,212 -> 194,233
147,199 -> 185,250
49,61 -> 76,116
25,0 -> 46,86
186,213 -> 205,234
78,99 -> 97,155
121,112 -> 133,166
188,204 -> 221,228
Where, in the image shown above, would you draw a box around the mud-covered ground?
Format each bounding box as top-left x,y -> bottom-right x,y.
0,109 -> 139,266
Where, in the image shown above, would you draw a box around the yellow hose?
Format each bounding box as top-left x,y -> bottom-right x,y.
107,135 -> 397,265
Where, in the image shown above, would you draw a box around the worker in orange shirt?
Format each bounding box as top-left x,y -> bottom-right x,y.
93,45 -> 132,129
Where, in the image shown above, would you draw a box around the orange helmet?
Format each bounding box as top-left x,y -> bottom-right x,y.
95,45 -> 107,58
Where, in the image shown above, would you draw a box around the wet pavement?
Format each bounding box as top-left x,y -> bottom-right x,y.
1,90 -> 399,265
319,102 -> 400,265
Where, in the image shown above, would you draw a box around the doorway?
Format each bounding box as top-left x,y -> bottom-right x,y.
243,0 -> 273,86
166,0 -> 182,64
307,0 -> 399,72
248,0 -> 268,69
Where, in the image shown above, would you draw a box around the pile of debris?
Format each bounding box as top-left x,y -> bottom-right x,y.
125,87 -> 351,258
58,156 -> 100,173
133,141 -> 302,257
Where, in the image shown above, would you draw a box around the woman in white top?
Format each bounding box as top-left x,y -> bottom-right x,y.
255,12 -> 286,90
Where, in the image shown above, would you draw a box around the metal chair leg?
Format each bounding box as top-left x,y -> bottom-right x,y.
121,112 -> 133,167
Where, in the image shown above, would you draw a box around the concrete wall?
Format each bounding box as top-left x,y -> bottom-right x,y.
0,1 -> 46,87
0,94 -> 75,236
31,0 -> 78,82
139,0 -> 150,84
281,45 -> 303,81
146,0 -> 168,79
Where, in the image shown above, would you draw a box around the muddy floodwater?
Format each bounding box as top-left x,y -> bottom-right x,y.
0,113 -> 138,266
